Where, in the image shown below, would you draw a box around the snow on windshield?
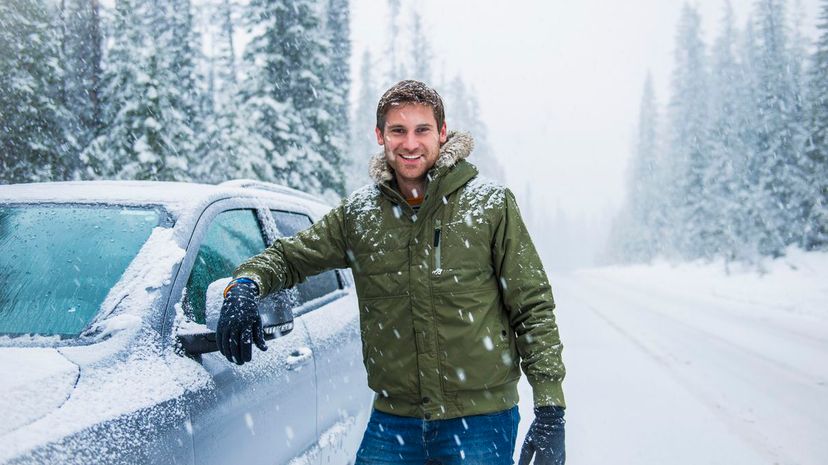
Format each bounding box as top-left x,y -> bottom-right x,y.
0,205 -> 161,338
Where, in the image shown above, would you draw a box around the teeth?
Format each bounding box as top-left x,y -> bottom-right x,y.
400,154 -> 420,160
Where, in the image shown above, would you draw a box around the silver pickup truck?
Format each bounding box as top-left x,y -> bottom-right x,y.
0,180 -> 372,465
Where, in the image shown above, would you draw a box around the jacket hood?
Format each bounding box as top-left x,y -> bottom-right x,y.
368,131 -> 475,184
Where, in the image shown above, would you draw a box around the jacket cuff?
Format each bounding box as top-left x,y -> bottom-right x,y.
232,271 -> 265,297
530,378 -> 566,409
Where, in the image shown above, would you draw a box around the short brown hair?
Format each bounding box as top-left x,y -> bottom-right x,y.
376,80 -> 445,133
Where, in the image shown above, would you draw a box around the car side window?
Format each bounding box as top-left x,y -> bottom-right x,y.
271,210 -> 341,307
184,209 -> 267,324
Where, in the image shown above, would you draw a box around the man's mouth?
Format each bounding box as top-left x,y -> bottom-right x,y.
398,153 -> 422,160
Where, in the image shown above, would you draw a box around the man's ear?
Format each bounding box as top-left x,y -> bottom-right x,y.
375,127 -> 385,146
439,122 -> 448,144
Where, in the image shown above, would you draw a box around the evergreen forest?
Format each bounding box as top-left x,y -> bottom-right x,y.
609,0 -> 828,264
0,0 -> 501,202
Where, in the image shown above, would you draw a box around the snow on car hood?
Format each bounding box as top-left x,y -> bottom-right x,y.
0,225 -> 199,462
0,347 -> 79,436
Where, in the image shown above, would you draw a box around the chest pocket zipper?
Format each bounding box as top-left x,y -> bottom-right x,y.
433,219 -> 442,272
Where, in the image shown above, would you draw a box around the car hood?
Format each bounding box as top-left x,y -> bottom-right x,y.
0,347 -> 80,436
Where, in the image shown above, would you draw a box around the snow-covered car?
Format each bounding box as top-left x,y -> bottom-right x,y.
0,180 -> 372,465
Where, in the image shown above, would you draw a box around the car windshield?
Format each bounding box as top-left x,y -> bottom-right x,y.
0,204 -> 161,338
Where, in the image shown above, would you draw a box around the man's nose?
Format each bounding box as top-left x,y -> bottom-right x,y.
402,132 -> 418,151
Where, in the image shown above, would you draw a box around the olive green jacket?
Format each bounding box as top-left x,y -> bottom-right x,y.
235,131 -> 565,419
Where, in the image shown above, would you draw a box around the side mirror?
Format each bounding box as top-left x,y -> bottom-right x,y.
178,278 -> 296,356
255,288 -> 296,340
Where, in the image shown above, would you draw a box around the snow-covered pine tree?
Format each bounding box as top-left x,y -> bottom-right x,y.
347,49 -> 378,193
238,0 -> 295,186
706,0 -> 751,262
82,0 -> 150,178
385,0 -> 406,82
242,0 -> 344,197
322,0 -> 351,196
200,0 -> 266,183
803,0 -> 828,249
750,0 -> 810,256
83,0 -> 198,181
786,0 -> 815,248
326,0 -> 350,132
0,0 -> 72,183
731,17 -> 772,264
444,76 -> 505,182
665,4 -> 713,259
281,0 -> 344,197
789,1 -> 810,112
160,0 -> 202,179
60,0 -> 103,169
410,11 -> 432,84
622,73 -> 662,262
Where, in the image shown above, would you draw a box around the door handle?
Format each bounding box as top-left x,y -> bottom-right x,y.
285,347 -> 313,370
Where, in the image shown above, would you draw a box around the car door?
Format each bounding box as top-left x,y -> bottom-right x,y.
270,210 -> 372,462
176,205 -> 318,465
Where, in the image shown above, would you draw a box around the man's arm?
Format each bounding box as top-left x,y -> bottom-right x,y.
492,188 -> 566,408
493,188 -> 566,464
216,204 -> 349,365
233,203 -> 350,297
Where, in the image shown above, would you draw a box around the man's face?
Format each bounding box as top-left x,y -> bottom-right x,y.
376,103 -> 448,189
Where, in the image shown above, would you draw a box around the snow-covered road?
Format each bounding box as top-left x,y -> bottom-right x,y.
517,257 -> 828,465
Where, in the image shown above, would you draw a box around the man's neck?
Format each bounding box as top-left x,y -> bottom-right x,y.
396,176 -> 426,201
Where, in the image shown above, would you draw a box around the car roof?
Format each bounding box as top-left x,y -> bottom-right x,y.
0,180 -> 333,219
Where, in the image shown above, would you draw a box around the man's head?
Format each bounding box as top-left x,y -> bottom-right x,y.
375,80 -> 448,192
376,80 -> 445,134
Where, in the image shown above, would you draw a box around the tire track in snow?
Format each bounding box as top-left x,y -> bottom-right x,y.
559,275 -> 827,465
586,271 -> 828,348
575,274 -> 828,389
571,297 -> 792,465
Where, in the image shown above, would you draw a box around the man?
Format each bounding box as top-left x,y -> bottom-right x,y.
217,80 -> 566,464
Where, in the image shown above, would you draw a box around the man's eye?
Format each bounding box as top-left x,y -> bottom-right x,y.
391,128 -> 404,134
417,127 -> 430,133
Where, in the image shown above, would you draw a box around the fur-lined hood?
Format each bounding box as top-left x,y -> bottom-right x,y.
368,131 -> 475,184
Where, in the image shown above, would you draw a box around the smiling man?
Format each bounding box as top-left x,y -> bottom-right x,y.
217,80 -> 566,464
375,89 -> 448,206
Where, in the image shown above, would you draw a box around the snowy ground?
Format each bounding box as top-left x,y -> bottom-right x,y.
516,249 -> 828,464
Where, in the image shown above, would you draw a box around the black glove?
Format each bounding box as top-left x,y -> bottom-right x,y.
217,278 -> 267,365
518,405 -> 566,465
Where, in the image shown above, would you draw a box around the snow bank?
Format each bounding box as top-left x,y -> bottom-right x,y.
579,248 -> 828,320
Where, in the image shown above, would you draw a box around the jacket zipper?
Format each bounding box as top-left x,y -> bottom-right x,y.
433,220 -> 442,271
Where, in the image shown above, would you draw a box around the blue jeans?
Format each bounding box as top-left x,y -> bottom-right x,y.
355,407 -> 520,465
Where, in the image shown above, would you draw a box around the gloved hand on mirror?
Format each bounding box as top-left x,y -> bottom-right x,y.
217,278 -> 267,365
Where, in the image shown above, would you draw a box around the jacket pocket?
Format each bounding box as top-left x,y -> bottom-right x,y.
432,288 -> 521,393
359,296 -> 419,398
353,248 -> 409,299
